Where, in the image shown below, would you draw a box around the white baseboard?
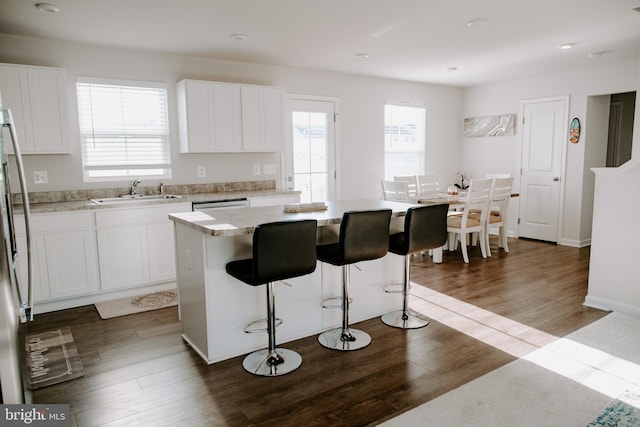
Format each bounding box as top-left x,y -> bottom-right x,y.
584,295 -> 640,316
558,237 -> 591,248
34,281 -> 177,314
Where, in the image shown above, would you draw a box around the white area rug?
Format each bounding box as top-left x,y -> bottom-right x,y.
381,311 -> 640,427
94,290 -> 178,319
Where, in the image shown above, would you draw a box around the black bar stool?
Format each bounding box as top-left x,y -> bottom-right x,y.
226,219 -> 318,376
381,204 -> 448,329
317,209 -> 392,351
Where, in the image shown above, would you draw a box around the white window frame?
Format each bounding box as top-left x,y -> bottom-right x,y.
76,77 -> 171,182
384,103 -> 426,180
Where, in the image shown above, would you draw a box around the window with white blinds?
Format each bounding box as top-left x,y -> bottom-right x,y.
76,77 -> 171,181
384,104 -> 425,180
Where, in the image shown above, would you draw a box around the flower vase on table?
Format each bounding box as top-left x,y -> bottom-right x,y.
454,173 -> 469,193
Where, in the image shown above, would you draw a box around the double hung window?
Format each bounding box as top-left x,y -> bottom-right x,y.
76,77 -> 171,181
384,104 -> 425,180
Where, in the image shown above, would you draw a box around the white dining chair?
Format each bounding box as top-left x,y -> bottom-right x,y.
446,178 -> 492,263
382,180 -> 410,202
393,175 -> 419,198
485,176 -> 513,255
416,174 -> 440,197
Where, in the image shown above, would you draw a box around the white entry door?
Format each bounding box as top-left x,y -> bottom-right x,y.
284,97 -> 336,202
518,96 -> 568,242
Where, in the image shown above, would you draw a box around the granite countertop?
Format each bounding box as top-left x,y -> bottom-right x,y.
14,181 -> 300,214
23,189 -> 300,214
169,199 -> 417,237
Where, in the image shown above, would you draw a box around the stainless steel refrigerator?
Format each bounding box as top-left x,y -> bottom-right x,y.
0,96 -> 34,403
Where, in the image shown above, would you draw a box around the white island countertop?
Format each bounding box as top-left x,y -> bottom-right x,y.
171,198 -> 420,364
168,199 -> 419,237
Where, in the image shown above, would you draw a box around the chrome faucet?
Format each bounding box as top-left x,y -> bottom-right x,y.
129,178 -> 142,196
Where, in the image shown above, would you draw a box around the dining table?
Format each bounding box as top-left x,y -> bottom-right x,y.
416,192 -> 519,205
414,192 -> 519,263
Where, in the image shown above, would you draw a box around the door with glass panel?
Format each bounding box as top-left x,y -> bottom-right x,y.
284,98 -> 336,203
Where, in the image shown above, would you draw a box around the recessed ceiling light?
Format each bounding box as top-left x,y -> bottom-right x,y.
229,33 -> 247,41
446,67 -> 458,72
35,2 -> 59,13
355,53 -> 370,60
588,50 -> 610,59
466,18 -> 487,27
559,43 -> 576,50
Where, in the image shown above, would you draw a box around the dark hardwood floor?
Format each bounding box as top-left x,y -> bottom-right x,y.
26,238 -> 607,426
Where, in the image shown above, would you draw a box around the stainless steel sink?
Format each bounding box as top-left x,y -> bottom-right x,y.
90,194 -> 183,204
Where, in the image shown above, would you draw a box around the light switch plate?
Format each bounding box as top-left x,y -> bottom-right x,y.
263,164 -> 276,175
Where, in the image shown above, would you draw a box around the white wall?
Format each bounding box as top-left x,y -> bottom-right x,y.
586,54 -> 640,316
0,34 -> 463,199
582,95 -> 610,241
462,60 -> 638,246
635,57 -> 640,159
587,160 -> 640,315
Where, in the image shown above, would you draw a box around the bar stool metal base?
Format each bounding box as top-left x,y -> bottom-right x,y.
381,310 -> 429,329
242,348 -> 302,376
317,328 -> 371,351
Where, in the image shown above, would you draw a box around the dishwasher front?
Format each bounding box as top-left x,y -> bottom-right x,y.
192,198 -> 250,215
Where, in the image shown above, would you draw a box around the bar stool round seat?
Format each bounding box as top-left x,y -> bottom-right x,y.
226,219 -> 318,376
381,204 -> 449,329
317,209 -> 392,351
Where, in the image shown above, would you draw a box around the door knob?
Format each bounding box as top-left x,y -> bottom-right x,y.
553,177 -> 560,181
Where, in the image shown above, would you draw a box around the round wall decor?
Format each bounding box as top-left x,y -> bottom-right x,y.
570,117 -> 581,144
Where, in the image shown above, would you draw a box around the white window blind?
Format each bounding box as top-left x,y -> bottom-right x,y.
384,104 -> 426,180
76,78 -> 171,181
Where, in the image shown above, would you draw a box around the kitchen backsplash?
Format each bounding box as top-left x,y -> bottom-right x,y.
13,180 -> 276,205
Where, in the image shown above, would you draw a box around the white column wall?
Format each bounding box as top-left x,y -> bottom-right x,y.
586,53 -> 640,316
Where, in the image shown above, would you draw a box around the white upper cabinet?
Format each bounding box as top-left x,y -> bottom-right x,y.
177,80 -> 242,153
177,79 -> 284,153
241,85 -> 285,151
0,63 -> 71,154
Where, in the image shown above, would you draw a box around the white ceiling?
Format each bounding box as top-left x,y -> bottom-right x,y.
2,0 -> 640,87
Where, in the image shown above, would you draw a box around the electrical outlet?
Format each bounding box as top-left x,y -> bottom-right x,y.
185,249 -> 192,270
33,171 -> 48,184
253,164 -> 261,175
263,164 -> 276,175
197,166 -> 206,178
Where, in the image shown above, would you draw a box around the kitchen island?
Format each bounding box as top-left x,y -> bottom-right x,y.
169,199 -> 418,364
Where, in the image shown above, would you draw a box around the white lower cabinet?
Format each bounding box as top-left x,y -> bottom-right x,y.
15,211 -> 99,302
15,233 -> 49,302
147,221 -> 177,283
97,225 -> 149,290
15,199 -> 304,310
95,203 -> 190,291
45,230 -> 99,299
